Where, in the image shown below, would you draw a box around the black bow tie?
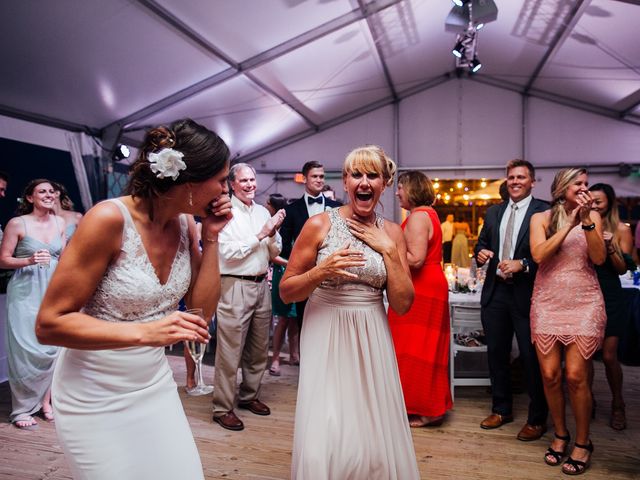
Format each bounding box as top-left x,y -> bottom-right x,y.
307,196 -> 323,205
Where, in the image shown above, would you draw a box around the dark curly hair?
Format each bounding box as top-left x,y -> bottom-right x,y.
127,118 -> 230,199
17,178 -> 54,215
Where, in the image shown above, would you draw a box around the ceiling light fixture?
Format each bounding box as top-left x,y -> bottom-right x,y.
113,144 -> 130,162
446,0 -> 498,74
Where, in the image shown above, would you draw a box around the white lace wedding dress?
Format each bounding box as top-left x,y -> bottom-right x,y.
52,199 -> 204,480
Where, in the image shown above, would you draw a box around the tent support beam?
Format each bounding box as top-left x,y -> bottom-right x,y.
523,0 -> 591,93
108,0 -> 404,131
236,73 -> 452,164
0,104 -> 100,135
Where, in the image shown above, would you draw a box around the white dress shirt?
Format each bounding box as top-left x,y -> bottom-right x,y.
219,195 -> 282,275
441,220 -> 453,243
304,192 -> 325,218
498,194 -> 533,261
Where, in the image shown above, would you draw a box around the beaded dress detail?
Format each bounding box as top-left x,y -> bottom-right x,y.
316,208 -> 386,291
530,225 -> 606,359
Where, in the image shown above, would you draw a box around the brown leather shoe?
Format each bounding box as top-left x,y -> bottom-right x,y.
213,410 -> 244,431
517,423 -> 547,441
238,399 -> 271,416
480,413 -> 514,429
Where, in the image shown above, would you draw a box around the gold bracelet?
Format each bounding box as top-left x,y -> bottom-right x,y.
204,237 -> 218,243
306,271 -> 312,283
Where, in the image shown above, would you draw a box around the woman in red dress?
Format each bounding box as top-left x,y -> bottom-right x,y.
388,171 -> 452,427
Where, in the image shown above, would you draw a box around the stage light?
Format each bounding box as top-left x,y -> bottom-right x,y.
452,39 -> 465,58
480,180 -> 487,188
471,55 -> 482,73
113,144 -> 130,162
447,0 -> 496,73
433,182 -> 440,189
456,181 -> 463,189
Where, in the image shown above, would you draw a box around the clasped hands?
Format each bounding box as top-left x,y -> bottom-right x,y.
477,249 -> 523,277
568,190 -> 594,226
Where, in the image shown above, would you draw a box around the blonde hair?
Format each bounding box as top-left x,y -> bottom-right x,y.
343,145 -> 396,187
547,167 -> 587,237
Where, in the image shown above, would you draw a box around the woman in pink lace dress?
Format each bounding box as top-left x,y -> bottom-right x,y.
529,168 -> 606,475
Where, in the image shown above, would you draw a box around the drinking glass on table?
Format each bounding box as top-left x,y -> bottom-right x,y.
184,308 -> 214,396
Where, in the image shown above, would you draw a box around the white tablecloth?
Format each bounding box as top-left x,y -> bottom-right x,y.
449,291 -> 481,306
620,273 -> 640,290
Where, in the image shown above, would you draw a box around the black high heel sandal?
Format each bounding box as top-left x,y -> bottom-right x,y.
544,432 -> 571,466
562,441 -> 594,476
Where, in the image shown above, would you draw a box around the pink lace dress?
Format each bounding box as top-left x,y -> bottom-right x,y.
530,225 -> 606,359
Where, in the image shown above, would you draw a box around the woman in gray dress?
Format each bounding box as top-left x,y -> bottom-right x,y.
0,178 -> 65,429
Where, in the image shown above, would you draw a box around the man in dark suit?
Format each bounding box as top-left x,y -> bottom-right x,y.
280,161 -> 340,330
475,159 -> 549,441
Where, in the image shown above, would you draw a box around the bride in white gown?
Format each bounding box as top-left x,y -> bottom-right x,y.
36,119 -> 232,480
281,146 -> 420,479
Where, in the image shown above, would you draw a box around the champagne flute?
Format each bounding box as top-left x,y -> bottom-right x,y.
184,308 -> 214,396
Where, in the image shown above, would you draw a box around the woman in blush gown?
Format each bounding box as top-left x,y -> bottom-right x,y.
281,146 -> 419,480
36,119 -> 232,480
451,220 -> 471,267
389,171 -> 452,428
0,179 -> 65,429
530,168 -> 606,475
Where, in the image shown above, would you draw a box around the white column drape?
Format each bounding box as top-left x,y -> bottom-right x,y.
65,132 -> 95,211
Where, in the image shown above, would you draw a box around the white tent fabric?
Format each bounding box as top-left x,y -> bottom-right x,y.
64,132 -> 96,212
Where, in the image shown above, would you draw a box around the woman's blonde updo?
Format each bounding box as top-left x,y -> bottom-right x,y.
343,145 -> 396,187
127,118 -> 229,199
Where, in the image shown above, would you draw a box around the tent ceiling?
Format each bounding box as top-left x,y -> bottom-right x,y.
1,0 -> 639,160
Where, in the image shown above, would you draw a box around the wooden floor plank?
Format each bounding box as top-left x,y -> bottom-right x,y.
1,354 -> 638,479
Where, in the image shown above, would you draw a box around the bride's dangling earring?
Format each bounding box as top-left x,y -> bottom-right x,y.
188,191 -> 193,207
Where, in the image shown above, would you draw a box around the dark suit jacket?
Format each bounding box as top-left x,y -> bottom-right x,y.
475,198 -> 549,316
280,194 -> 341,259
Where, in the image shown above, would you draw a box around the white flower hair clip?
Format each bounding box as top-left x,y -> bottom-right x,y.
148,148 -> 187,181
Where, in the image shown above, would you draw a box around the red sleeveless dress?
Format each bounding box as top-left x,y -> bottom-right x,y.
388,207 -> 453,417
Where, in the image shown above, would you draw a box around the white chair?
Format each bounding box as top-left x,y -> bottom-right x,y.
449,303 -> 491,399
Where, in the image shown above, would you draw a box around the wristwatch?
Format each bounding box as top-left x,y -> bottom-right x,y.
520,258 -> 529,273
581,223 -> 596,231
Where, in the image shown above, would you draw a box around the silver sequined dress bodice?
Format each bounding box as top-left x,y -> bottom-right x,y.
316,208 -> 387,291
82,199 -> 191,323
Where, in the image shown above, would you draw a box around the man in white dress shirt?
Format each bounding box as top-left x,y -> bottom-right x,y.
212,163 -> 285,431
441,214 -> 454,263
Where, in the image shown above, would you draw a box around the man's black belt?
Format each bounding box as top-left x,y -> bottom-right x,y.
221,274 -> 266,282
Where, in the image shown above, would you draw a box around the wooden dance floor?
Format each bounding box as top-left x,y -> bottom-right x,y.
1,354 -> 639,479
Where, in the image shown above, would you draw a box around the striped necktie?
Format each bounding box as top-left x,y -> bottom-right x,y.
501,204 -> 518,261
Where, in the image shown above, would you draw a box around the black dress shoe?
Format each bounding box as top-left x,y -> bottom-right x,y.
238,399 -> 271,416
213,410 -> 244,431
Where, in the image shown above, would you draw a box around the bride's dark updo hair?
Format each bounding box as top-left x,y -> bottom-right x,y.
127,118 -> 230,199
